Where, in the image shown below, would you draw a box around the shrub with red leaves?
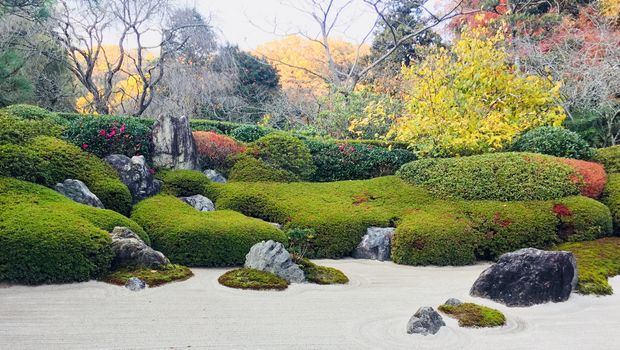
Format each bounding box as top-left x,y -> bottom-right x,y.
193,131 -> 246,171
552,204 -> 573,217
560,158 -> 608,199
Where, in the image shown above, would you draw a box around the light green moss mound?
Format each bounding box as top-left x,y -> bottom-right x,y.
102,264 -> 193,287
438,303 -> 506,328
556,237 -> 620,295
131,195 -> 287,266
594,146 -> 620,173
218,268 -> 289,290
293,256 -> 349,284
157,169 -> 215,197
228,156 -> 300,183
398,152 -> 582,201
0,177 -> 147,284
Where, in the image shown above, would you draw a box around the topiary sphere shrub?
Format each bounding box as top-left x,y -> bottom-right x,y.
193,131 -> 246,171
157,169 -> 216,198
230,124 -> 272,143
398,152 -> 583,201
0,178 -> 147,284
252,133 -> 316,180
131,195 -> 287,266
0,104 -> 55,120
595,145 -> 620,173
228,156 -> 299,183
511,126 -> 593,160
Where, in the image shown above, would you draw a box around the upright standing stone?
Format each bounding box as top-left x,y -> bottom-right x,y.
105,155 -> 161,203
152,115 -> 198,170
406,307 -> 445,335
352,227 -> 395,261
245,240 -> 305,283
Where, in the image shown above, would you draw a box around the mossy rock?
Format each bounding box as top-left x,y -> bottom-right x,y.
218,268 -> 289,290
293,256 -> 349,284
102,264 -> 193,287
556,237 -> 620,295
438,303 -> 506,328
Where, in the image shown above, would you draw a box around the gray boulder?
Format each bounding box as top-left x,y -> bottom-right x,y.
203,169 -> 227,183
54,179 -> 104,208
444,298 -> 463,306
352,227 -> 395,261
110,227 -> 169,269
125,277 -> 146,291
152,115 -> 198,170
245,240 -> 305,283
470,248 -> 577,307
179,194 -> 215,212
406,307 -> 445,335
105,155 -> 161,203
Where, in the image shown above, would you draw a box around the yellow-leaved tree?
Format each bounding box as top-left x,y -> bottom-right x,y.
385,29 -> 566,157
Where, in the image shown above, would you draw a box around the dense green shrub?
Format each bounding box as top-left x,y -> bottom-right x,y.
157,170 -> 215,198
602,173 -> 620,232
131,195 -> 287,266
511,126 -> 594,160
304,139 -> 416,182
230,124 -> 272,142
228,156 -> 299,182
1,104 -> 55,120
0,177 -> 146,284
595,145 -> 620,173
252,133 -> 316,179
398,153 -> 582,201
0,112 -> 61,144
0,136 -> 132,215
62,115 -> 152,161
191,119 -> 243,134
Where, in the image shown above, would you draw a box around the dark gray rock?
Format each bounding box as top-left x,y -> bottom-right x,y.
152,115 -> 198,170
245,240 -> 305,283
406,307 -> 445,335
444,298 -> 463,306
54,179 -> 104,208
110,227 -> 169,269
105,155 -> 161,203
179,194 -> 215,212
352,227 -> 395,261
125,277 -> 146,291
470,248 -> 577,307
203,169 -> 227,183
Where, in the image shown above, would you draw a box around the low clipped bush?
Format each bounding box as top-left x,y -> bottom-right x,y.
304,139 -> 416,182
398,153 -> 583,201
193,131 -> 245,171
0,136 -> 133,215
1,104 -> 55,120
0,111 -> 61,145
602,173 -> 620,232
62,115 -> 152,161
215,191 -> 291,223
252,133 -> 316,180
218,268 -> 289,290
438,303 -> 506,328
0,177 -> 146,284
595,145 -> 620,173
228,156 -> 299,183
560,158 -> 607,198
131,195 -> 287,266
157,170 -> 214,198
230,124 -> 272,143
511,126 -> 594,160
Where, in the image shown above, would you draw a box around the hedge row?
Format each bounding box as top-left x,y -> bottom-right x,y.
0,178 -> 147,284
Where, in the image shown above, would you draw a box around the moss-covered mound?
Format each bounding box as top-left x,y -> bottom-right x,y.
157,169 -> 214,197
218,268 -> 289,290
228,156 -> 300,183
602,173 -> 620,232
131,195 -> 287,266
398,152 -> 584,201
556,237 -> 620,295
0,177 -> 147,284
102,264 -> 193,287
438,303 -> 506,328
293,256 -> 349,284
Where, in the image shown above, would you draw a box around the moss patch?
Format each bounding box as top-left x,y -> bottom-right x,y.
556,237 -> 620,295
218,268 -> 289,290
438,303 -> 506,328
293,256 -> 349,285
102,264 -> 193,287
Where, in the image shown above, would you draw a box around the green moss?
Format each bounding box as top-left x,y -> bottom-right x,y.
131,195 -> 287,266
218,268 -> 289,290
594,146 -> 620,173
157,169 -> 215,198
438,303 -> 506,328
102,264 -> 193,287
0,177 -> 147,284
228,156 -> 300,183
398,152 -> 582,201
0,111 -> 61,145
556,237 -> 620,295
602,173 -> 620,233
1,104 -> 55,120
293,256 -> 349,284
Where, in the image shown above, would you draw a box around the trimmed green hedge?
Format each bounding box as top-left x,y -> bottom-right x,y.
595,145 -> 620,173
0,111 -> 62,145
157,169 -> 214,197
1,104 -> 55,120
252,133 -> 316,180
511,126 -> 593,160
228,156 -> 300,183
0,177 -> 147,284
398,152 -> 582,201
602,173 -> 620,233
230,124 -> 273,142
131,195 -> 287,266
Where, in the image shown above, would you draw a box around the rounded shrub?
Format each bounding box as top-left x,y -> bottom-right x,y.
252,133 -> 316,179
131,195 -> 287,266
230,124 -> 272,143
595,145 -> 620,173
1,104 -> 55,120
0,112 -> 61,145
0,178 -> 146,284
228,156 -> 299,182
193,131 -> 245,171
216,191 -> 291,224
602,173 -> 620,233
553,196 -> 613,242
398,152 -> 583,201
559,158 -> 607,198
157,170 -> 215,198
511,126 -> 594,160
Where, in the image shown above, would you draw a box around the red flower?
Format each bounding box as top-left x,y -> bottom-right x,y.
99,129 -> 106,136
109,130 -> 116,137
82,143 -> 88,150
119,126 -> 126,133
